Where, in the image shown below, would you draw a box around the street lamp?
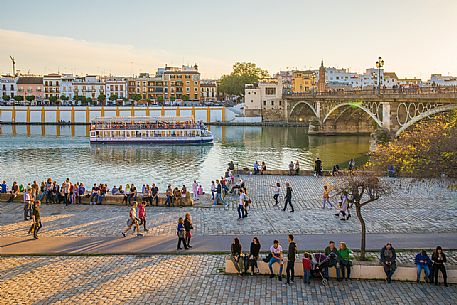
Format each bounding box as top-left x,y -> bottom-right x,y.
376,56 -> 384,94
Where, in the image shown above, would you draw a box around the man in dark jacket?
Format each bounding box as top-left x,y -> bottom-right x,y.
286,234 -> 297,285
380,242 -> 396,283
282,182 -> 294,212
324,241 -> 341,280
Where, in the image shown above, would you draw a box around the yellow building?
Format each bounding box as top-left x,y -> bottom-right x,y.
292,70 -> 317,93
162,65 -> 200,101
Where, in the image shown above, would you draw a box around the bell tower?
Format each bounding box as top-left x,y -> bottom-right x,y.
318,60 -> 326,93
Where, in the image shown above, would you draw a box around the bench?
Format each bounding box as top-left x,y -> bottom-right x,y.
225,256 -> 457,283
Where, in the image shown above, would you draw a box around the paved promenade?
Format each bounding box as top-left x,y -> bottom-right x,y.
1,176 -> 456,238
1,255 -> 456,305
2,233 -> 457,256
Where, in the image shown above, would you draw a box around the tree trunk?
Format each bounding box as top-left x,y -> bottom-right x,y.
355,204 -> 366,260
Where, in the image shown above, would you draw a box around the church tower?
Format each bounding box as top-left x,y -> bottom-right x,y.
318,60 -> 326,93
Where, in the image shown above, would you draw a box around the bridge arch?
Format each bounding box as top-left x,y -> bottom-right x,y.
395,104 -> 457,137
322,102 -> 383,128
288,100 -> 318,118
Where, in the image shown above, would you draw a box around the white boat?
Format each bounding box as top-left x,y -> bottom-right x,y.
89,116 -> 213,144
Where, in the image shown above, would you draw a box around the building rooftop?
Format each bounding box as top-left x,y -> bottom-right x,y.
17,77 -> 43,84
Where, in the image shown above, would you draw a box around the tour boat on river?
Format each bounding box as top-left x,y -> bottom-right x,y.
89,116 -> 213,144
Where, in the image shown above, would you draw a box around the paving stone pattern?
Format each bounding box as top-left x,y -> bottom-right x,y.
1,255 -> 456,305
0,176 -> 456,237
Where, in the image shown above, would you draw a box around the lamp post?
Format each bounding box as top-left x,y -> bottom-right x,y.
376,56 -> 384,95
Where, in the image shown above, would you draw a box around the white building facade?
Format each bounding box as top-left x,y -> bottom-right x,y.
200,80 -> 217,102
427,74 -> 457,87
105,77 -> 128,102
0,76 -> 17,99
244,78 -> 283,117
73,75 -> 105,102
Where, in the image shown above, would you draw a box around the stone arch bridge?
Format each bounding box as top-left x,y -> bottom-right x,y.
283,88 -> 457,136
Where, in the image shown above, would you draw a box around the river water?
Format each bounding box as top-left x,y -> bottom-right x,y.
0,125 -> 369,190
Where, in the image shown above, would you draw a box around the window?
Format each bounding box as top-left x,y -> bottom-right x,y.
251,100 -> 253,103
279,100 -> 282,106
265,88 -> 276,95
271,101 -> 274,106
263,101 -> 266,106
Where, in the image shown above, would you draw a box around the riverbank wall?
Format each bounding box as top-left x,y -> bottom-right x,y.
0,106 -> 229,124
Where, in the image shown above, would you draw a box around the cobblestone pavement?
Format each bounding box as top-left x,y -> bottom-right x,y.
1,176 -> 456,237
0,255 -> 456,305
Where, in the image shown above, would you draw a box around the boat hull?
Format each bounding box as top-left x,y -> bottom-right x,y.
90,136 -> 214,145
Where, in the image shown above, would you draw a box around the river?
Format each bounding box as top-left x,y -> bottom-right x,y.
0,125 -> 370,190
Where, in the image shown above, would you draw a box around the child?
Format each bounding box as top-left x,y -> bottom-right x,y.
302,252 -> 312,284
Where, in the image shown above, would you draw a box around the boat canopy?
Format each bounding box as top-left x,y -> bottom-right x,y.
91,116 -> 195,124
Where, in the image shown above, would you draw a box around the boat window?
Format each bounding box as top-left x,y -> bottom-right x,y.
90,131 -> 95,137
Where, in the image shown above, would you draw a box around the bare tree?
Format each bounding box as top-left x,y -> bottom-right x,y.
333,171 -> 391,259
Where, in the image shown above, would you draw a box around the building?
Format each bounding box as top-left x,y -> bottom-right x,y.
200,80 -> 218,102
105,76 -> 128,102
428,74 -> 457,87
16,76 -> 44,101
244,78 -> 283,118
127,73 -> 150,101
292,70 -> 316,93
73,75 -> 105,103
43,73 -> 61,99
317,61 -> 326,92
162,65 -> 200,101
0,76 -> 16,99
60,74 -> 74,100
397,77 -> 422,87
383,72 -> 399,88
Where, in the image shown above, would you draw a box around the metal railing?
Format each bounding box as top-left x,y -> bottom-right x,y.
284,86 -> 457,98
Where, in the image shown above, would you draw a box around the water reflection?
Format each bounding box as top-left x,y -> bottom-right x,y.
0,125 -> 370,189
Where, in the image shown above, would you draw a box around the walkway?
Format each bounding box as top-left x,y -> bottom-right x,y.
1,255 -> 456,305
2,233 -> 457,255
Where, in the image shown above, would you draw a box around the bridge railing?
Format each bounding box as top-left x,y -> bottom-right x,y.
284,86 -> 457,98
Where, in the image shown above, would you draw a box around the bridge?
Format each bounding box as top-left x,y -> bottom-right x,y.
283,87 -> 457,136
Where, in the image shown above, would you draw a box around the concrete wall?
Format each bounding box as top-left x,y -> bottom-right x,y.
225,257 -> 457,283
0,106 -> 232,124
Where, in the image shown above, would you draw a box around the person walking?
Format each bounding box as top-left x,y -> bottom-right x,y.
176,217 -> 188,250
272,182 -> 280,206
286,234 -> 298,285
192,180 -> 198,201
137,201 -> 148,232
238,189 -> 247,219
282,182 -> 294,212
29,200 -> 42,239
380,242 -> 397,283
62,178 -> 71,206
184,213 -> 193,248
23,189 -> 33,221
322,185 -> 333,209
213,180 -> 226,207
249,237 -> 261,275
121,202 -> 142,237
210,181 -> 216,200
432,246 -> 448,286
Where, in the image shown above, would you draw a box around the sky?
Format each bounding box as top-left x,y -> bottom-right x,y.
1,0 -> 456,80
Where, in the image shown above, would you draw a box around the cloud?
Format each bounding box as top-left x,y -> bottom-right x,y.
0,29 -> 231,78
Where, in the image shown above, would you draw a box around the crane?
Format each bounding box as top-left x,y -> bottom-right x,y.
10,56 -> 16,76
